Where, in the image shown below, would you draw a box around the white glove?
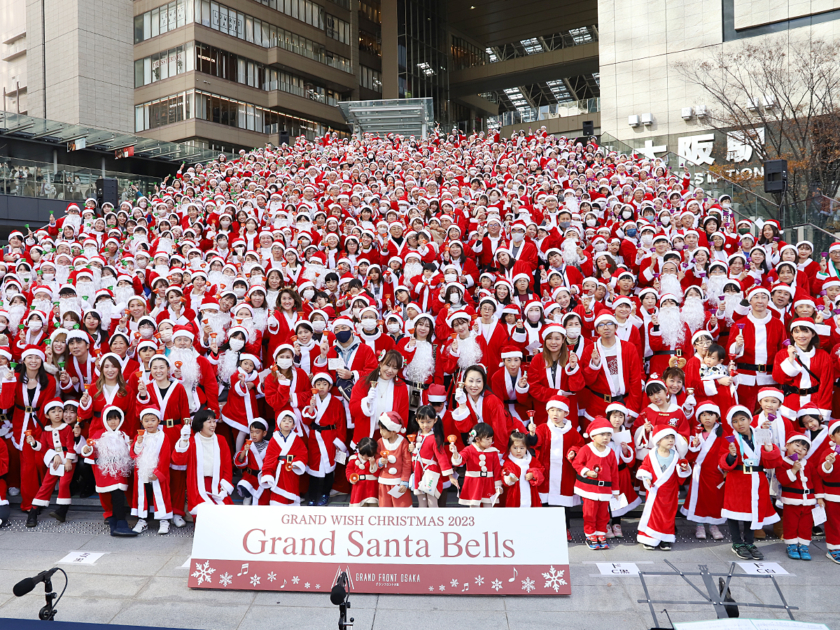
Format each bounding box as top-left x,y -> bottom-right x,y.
81,444 -> 93,458
259,475 -> 275,489
180,425 -> 192,439
0,420 -> 11,439
684,394 -> 696,408
454,387 -> 467,405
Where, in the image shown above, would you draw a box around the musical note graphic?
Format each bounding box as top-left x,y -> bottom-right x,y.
508,567 -> 518,582
280,579 -> 287,589
237,563 -> 249,576
461,583 -> 469,592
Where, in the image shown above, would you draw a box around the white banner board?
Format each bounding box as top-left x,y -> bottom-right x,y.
187,505 -> 570,595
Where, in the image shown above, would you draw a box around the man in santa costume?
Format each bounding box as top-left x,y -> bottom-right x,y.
169,325 -> 220,417
647,294 -> 694,378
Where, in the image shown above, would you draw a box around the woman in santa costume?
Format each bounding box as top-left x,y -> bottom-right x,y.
266,288 -> 307,355
301,372 -> 348,506
171,408 -> 234,518
349,350 -> 409,449
636,426 -> 692,550
501,431 -> 545,508
263,343 -> 313,434
525,324 -> 586,427
525,395 -> 584,537
720,405 -> 783,560
681,402 -> 728,540
30,399 -> 76,527
451,364 -> 518,456
771,318 -> 834,423
0,344 -> 56,516
79,353 -> 135,435
80,406 -> 137,537
135,354 -> 192,527
491,346 -> 532,428
436,311 -> 489,398
396,313 -> 437,414
220,352 -> 263,453
259,410 -> 308,506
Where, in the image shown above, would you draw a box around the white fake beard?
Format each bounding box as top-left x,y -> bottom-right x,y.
7,303 -> 25,331
83,246 -> 98,259
32,298 -> 52,314
115,286 -> 135,306
236,318 -> 256,341
96,430 -> 133,478
96,300 -> 116,332
205,311 -> 230,337
660,274 -> 683,302
59,297 -> 80,316
404,262 -> 423,284
404,339 -> 434,383
680,296 -> 706,333
457,334 -> 483,370
302,263 -> 324,286
724,293 -> 742,325
706,275 -> 727,306
266,289 -> 279,309
157,239 -> 174,255
659,305 -> 685,348
76,280 -> 95,305
562,239 -> 581,266
64,214 -> 82,230
56,265 -> 70,285
90,267 -> 102,289
154,264 -> 169,277
243,261 -> 256,275
252,307 -> 268,333
136,430 -> 165,482
130,234 -> 148,253
218,350 -> 240,384
169,347 -> 200,389
208,271 -> 225,288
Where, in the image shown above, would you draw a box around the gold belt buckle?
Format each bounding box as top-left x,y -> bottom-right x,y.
604,394 -> 611,403
743,465 -> 754,474
165,419 -> 175,428
24,406 -> 34,414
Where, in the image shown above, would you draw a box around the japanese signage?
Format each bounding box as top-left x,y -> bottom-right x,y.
187,505 -> 570,595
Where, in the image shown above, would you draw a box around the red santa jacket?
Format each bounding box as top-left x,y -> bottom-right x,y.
259,430 -> 308,504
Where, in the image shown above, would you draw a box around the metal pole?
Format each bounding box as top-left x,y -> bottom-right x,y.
41,0 -> 47,118
15,82 -> 20,114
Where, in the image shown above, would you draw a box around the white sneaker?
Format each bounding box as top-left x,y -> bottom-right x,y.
158,519 -> 170,535
709,525 -> 724,540
605,524 -> 615,539
612,524 -> 623,538
172,515 -> 186,528
242,496 -> 252,506
132,519 -> 148,534
7,487 -> 19,497
695,524 -> 707,539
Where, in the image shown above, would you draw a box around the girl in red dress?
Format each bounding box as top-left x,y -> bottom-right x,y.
502,431 -> 545,508
409,405 -> 457,507
681,402 -> 727,540
449,423 -> 501,507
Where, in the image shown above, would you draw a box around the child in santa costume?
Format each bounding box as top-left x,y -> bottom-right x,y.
409,405 -> 457,508
681,402 -> 727,540
80,406 -> 137,537
301,372 -> 348,506
817,420 -> 840,564
172,408 -> 234,518
720,405 -> 783,560
346,437 -> 380,507
233,418 -> 270,505
697,344 -> 738,413
130,408 -> 174,534
572,417 -> 620,550
636,426 -> 692,550
259,411 -> 308,506
525,395 -> 583,537
633,377 -> 690,462
450,422 -> 501,507
30,399 -> 75,527
221,352 -> 264,454
376,410 -> 413,507
502,431 -> 545,508
604,403 -> 640,539
776,433 -> 820,561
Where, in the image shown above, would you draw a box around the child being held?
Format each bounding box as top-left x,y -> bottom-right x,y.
346,437 -> 380,507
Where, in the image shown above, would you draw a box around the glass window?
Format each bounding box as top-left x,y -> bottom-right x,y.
168,2 -> 177,31
135,59 -> 144,88
219,6 -> 228,32
238,102 -> 246,128
135,105 -> 144,132
185,0 -> 194,24
134,15 -> 144,43
247,104 -> 254,131
177,0 -> 186,27
237,12 -> 244,38
245,15 -> 253,42
151,8 -> 160,37
238,57 -> 246,83
185,41 -> 194,71
202,0 -> 211,26
211,2 -> 219,29
144,57 -> 152,85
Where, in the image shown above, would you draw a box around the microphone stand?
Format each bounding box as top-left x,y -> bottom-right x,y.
39,573 -> 58,621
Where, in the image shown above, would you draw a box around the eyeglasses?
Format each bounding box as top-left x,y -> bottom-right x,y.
694,338 -> 712,346
596,322 -> 617,329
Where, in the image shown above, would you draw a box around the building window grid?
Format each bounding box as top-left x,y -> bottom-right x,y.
359,0 -> 380,23
325,13 -> 351,45
360,65 -> 381,92
396,0 -> 448,122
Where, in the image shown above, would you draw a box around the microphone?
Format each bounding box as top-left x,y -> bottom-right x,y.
13,569 -> 59,597
330,571 -> 348,605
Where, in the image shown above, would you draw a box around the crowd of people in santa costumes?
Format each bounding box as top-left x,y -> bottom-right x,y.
0,125 -> 839,562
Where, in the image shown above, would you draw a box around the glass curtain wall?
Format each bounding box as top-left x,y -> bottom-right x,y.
397,0 -> 447,126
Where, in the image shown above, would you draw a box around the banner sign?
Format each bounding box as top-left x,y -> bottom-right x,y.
188,505 -> 570,595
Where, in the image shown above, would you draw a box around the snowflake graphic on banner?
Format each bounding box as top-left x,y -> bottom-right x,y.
191,561 -> 215,585
450,579 -> 459,588
428,586 -> 435,592
267,572 -> 277,582
542,566 -> 567,592
475,576 -> 484,586
491,579 -> 503,592
521,577 -> 536,593
219,573 -> 233,588
250,575 -> 261,587
292,576 -> 300,584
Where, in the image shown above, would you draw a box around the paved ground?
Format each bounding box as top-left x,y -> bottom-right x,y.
0,504 -> 837,630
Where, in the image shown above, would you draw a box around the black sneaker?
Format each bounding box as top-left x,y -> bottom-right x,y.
732,544 -> 751,559
746,544 -> 764,560
25,510 -> 38,528
660,541 -> 672,551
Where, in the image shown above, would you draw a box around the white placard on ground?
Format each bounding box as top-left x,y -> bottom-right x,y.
57,551 -> 107,565
674,620 -> 828,630
596,562 -> 640,576
736,561 -> 789,575
180,557 -> 191,568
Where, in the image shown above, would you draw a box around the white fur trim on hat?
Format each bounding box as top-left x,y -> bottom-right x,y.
21,347 -> 46,362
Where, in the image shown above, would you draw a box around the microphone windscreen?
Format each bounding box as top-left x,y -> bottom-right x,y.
13,577 -> 37,597
329,584 -> 346,605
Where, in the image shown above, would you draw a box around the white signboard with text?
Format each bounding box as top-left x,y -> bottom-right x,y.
188,505 -> 570,595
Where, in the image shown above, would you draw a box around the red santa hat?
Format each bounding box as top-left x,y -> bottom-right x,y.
541,323 -> 565,341
378,410 -> 405,433
788,317 -> 816,332
172,325 -> 195,341
446,310 -> 471,327
499,345 -> 523,361
428,384 -> 447,403
796,402 -> 821,420
594,313 -> 617,328
651,426 -> 678,446
312,372 -> 334,386
757,387 -> 784,403
725,405 -> 753,425
587,417 -> 614,437
546,395 -> 570,413
140,408 -> 162,421
43,399 -> 64,416
748,286 -> 771,300
696,402 -> 721,417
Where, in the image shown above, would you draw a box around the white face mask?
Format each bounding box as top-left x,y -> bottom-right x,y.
586,218 -> 597,227
565,325 -> 581,340
641,234 -> 653,246
63,319 -> 75,329
527,310 -> 541,323
276,357 -> 293,369
29,319 -> 42,331
312,320 -> 326,333
160,330 -> 173,342
302,289 -> 315,300
511,232 -> 525,243
140,327 -> 154,339
361,319 -> 377,331
387,322 -> 401,334
660,216 -> 670,226
229,338 -> 245,351
233,287 -> 246,298
444,273 -> 457,283
594,242 -> 607,252
449,293 -> 461,304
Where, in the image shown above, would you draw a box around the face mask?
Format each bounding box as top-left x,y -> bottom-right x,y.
160,330 -> 173,342
449,293 -> 461,304
140,327 -> 154,339
586,218 -> 597,227
511,232 -> 525,243
660,216 -> 670,226
335,329 -> 352,344
312,320 -> 326,333
641,234 -> 653,246
361,319 -> 378,332
63,319 -> 75,329
674,242 -> 685,251
302,289 -> 315,300
527,311 -> 541,323
277,357 -> 293,369
594,242 -> 607,252
233,287 -> 246,298
229,338 -> 245,351
626,229 -> 637,238
622,211 -> 633,220
738,227 -> 750,235
565,325 -> 581,340
29,319 -> 42,331
558,220 -> 570,230
387,322 -> 401,334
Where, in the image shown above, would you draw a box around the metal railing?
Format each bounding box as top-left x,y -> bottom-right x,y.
494,98 -> 600,128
